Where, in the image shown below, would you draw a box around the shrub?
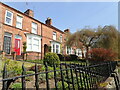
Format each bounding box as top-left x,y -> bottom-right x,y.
64,54 -> 78,61
88,48 -> 117,61
57,54 -> 65,61
70,54 -> 78,61
64,55 -> 71,61
4,59 -> 22,76
11,83 -> 22,89
44,52 -> 60,67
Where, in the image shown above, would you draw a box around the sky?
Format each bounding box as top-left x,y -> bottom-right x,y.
4,2 -> 118,33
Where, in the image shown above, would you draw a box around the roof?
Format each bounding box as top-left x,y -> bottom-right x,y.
1,2 -> 65,34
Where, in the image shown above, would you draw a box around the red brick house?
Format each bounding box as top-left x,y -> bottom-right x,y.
0,2 -> 85,60
0,2 -> 71,60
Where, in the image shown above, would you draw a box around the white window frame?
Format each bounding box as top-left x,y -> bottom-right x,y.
5,10 -> 13,26
60,34 -> 62,42
51,42 -> 60,54
16,15 -> 23,29
66,46 -> 73,55
53,32 -> 56,40
32,22 -> 38,34
27,34 -> 41,52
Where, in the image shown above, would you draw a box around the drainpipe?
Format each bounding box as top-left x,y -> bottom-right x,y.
41,24 -> 43,59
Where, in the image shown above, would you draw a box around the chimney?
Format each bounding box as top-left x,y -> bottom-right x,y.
64,29 -> 70,33
24,9 -> 34,17
45,17 -> 52,25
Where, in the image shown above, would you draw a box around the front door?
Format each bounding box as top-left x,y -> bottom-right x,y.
14,39 -> 21,55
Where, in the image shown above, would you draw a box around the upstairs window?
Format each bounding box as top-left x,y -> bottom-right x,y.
60,34 -> 62,42
5,10 -> 13,25
32,22 -> 37,34
16,15 -> 23,29
53,32 -> 56,40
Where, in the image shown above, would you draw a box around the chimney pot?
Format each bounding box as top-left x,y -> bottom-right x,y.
64,29 -> 70,33
45,17 -> 52,25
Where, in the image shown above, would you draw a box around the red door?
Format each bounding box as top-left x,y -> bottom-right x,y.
14,39 -> 21,55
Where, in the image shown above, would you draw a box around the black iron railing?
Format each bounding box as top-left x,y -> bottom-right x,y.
0,61 -> 117,90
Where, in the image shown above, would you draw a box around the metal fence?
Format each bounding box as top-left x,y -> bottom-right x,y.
0,61 -> 118,90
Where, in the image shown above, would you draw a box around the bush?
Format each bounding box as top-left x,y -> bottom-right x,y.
70,54 -> 78,61
44,52 -> 60,67
88,48 -> 117,61
4,59 -> 22,76
64,55 -> 71,61
11,83 -> 22,89
57,54 -> 65,61
64,54 -> 78,61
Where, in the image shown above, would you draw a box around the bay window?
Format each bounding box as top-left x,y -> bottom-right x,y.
51,41 -> 60,54
27,34 -> 41,52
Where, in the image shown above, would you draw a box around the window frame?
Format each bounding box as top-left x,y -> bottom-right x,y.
60,34 -> 62,42
31,22 -> 38,34
27,34 -> 41,52
16,15 -> 23,29
5,10 -> 13,26
53,32 -> 56,40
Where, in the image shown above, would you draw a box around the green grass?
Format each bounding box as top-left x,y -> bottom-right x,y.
25,59 -> 43,64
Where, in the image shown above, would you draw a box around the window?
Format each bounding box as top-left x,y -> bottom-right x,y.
32,22 -> 37,34
27,34 -> 41,52
60,34 -> 62,42
51,42 -> 60,54
66,47 -> 72,54
53,44 -> 55,53
53,32 -> 56,40
3,32 -> 12,54
5,10 -> 13,25
16,15 -> 23,29
56,45 -> 59,53
28,37 -> 32,50
33,38 -> 39,51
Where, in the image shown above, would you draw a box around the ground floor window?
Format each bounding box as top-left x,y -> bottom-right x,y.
27,34 -> 41,52
3,32 -> 12,54
66,46 -> 72,55
76,49 -> 82,57
51,41 -> 60,54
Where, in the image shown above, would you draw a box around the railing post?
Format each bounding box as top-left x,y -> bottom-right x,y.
65,63 -> 71,90
60,64 -> 65,90
22,63 -> 26,90
78,63 -> 84,89
2,63 -> 7,90
53,63 -> 58,90
74,63 -> 80,90
35,64 -> 39,90
45,62 -> 49,90
70,63 -> 75,90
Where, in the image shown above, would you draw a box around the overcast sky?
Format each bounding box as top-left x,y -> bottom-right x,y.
4,2 -> 118,33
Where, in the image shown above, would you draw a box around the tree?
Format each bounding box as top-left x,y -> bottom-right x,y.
96,25 -> 119,58
66,26 -> 102,59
